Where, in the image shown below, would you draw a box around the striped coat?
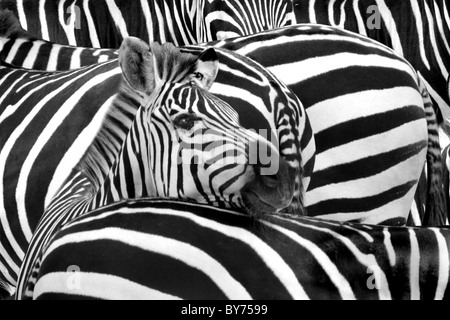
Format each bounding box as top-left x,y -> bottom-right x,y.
23,198 -> 450,300
0,0 -> 295,47
0,39 -> 314,296
293,0 -> 450,139
0,16 -> 445,224
211,24 -> 447,226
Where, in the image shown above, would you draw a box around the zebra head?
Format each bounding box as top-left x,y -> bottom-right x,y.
118,38 -> 297,216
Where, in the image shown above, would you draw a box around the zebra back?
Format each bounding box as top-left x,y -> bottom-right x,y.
293,0 -> 450,134
0,9 -> 118,70
0,38 -> 315,295
212,24 -> 448,226
0,0 -> 295,47
0,19 -> 445,224
21,198 -> 450,300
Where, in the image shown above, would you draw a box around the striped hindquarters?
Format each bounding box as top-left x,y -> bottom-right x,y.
0,60 -> 123,290
0,0 -> 294,48
293,0 -> 450,132
201,0 -> 294,41
215,25 -> 433,225
0,9 -> 118,70
20,199 -> 450,300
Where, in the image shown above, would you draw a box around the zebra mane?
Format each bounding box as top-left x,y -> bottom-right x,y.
75,81 -> 143,191
0,9 -> 32,39
150,41 -> 198,83
0,277 -> 14,297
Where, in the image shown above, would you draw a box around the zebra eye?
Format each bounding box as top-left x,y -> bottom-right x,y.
194,72 -> 204,80
174,113 -> 201,131
190,72 -> 204,86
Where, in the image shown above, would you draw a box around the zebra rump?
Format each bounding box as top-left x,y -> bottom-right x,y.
293,0 -> 450,138
22,198 -> 450,300
0,0 -> 295,47
0,9 -> 118,70
212,24 -> 448,226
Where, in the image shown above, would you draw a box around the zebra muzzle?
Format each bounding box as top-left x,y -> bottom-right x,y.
242,156 -> 296,217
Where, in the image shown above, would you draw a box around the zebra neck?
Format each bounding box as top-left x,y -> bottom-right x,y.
90,107 -> 156,209
46,112 -> 153,218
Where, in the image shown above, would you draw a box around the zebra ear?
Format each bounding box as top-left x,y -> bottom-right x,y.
118,37 -> 156,95
194,48 -> 219,91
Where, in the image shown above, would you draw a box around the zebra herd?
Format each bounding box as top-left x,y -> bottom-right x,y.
0,0 -> 450,300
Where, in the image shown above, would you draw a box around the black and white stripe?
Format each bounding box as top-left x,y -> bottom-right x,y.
14,41 -> 313,299
0,0 -> 295,48
0,34 -> 118,71
1,17 -> 445,224
293,0 -> 450,140
211,24 -> 447,226
0,60 -> 123,296
4,0 -> 447,131
0,38 -> 314,297
21,198 -> 450,300
0,9 -> 118,70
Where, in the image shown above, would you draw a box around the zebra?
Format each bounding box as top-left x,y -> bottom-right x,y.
208,24 -> 447,226
0,37 -> 314,297
11,35 -> 449,299
3,0 -> 448,137
0,9 -> 118,70
0,0 -> 295,48
12,38 -> 309,299
292,0 -> 450,142
19,198 -> 450,300
0,12 -> 445,226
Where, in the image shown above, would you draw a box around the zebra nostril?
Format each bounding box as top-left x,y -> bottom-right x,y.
261,174 -> 279,188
